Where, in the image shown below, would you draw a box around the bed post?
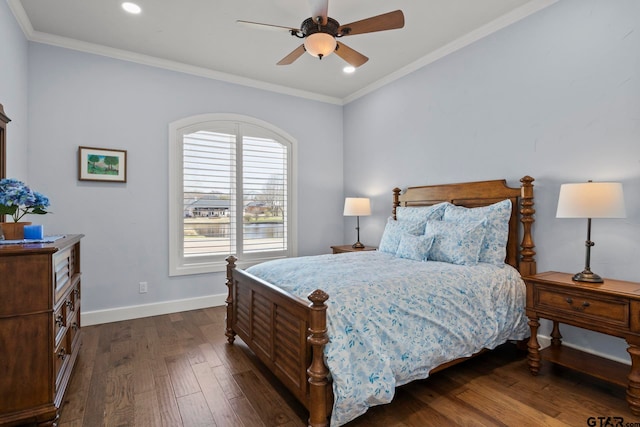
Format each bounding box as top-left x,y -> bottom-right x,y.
519,176 -> 536,276
392,187 -> 402,219
225,255 -> 237,344
307,289 -> 330,427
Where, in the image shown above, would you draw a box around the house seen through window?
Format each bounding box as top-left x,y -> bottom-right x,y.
169,114 -> 296,275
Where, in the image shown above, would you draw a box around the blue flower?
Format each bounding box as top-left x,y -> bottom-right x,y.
0,178 -> 50,222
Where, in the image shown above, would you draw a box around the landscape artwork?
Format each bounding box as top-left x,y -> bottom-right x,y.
78,146 -> 127,182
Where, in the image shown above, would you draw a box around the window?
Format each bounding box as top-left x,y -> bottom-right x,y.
169,114 -> 297,275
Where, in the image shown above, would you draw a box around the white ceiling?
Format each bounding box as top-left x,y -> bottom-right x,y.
9,0 -> 556,104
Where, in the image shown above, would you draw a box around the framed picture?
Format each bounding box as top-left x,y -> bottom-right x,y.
78,146 -> 127,182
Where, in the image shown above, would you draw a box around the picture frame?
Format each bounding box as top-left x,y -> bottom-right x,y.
78,146 -> 127,182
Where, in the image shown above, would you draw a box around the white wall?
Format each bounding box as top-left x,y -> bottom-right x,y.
25,43 -> 344,321
0,0 -> 29,179
344,0 -> 640,362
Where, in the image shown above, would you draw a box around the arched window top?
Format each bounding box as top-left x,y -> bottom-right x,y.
170,113 -> 296,144
169,114 -> 297,276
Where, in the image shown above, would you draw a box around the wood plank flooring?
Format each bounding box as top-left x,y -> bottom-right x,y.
59,306 -> 640,426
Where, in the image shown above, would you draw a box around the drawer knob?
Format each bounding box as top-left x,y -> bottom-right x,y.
72,322 -> 79,331
55,315 -> 64,327
66,299 -> 74,311
565,297 -> 591,311
57,348 -> 66,359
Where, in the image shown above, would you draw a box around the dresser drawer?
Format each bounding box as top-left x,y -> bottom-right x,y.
54,336 -> 71,394
535,285 -> 629,328
54,303 -> 67,347
64,287 -> 79,324
67,311 -> 81,350
0,254 -> 50,315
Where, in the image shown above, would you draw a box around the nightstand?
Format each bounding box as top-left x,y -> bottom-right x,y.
330,245 -> 377,254
524,271 -> 640,415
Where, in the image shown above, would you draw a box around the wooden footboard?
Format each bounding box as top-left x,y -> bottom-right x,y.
225,256 -> 332,427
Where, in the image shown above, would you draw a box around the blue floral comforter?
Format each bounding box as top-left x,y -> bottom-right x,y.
246,251 -> 529,426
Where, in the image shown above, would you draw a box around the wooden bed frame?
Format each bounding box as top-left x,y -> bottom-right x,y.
225,176 -> 536,427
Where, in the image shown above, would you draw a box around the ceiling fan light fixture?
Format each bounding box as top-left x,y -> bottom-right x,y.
304,33 -> 337,59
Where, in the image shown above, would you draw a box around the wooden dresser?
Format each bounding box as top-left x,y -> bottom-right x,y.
0,234 -> 83,426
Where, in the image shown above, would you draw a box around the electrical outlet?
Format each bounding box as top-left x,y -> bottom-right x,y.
139,281 -> 148,293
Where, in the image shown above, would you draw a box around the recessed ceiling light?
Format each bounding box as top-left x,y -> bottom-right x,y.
343,66 -> 356,74
122,2 -> 141,14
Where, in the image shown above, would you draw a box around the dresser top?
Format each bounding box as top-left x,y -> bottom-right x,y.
0,234 -> 83,255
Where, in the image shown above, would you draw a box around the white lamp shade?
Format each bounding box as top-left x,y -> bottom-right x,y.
556,182 -> 626,218
343,197 -> 371,216
304,33 -> 336,58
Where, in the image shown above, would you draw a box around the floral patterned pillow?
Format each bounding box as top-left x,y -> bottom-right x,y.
443,199 -> 511,266
396,202 -> 449,224
425,220 -> 486,265
378,217 -> 425,255
395,233 -> 435,262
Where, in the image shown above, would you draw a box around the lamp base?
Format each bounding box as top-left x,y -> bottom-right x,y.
572,270 -> 604,283
352,242 -> 364,249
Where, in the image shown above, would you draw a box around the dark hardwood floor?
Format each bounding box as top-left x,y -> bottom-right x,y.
59,306 -> 640,426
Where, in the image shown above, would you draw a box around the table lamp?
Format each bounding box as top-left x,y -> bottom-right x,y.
556,181 -> 626,283
343,197 -> 371,248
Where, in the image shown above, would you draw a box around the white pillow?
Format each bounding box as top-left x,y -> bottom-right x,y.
443,199 -> 512,266
395,233 -> 435,262
425,220 -> 486,266
378,217 -> 425,255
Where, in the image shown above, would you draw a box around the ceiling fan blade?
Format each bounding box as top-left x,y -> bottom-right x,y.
307,0 -> 329,25
236,20 -> 298,32
338,10 -> 404,36
277,44 -> 306,65
335,41 -> 368,68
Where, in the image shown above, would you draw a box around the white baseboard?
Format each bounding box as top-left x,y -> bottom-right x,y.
538,335 -> 551,349
82,293 -> 227,326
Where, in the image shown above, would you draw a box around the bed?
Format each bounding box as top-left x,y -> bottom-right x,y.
225,176 -> 536,426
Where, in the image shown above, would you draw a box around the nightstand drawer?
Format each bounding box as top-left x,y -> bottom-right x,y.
536,286 -> 629,327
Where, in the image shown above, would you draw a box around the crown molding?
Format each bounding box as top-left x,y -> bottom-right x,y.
7,0 -> 342,105
8,0 -> 557,106
32,30 -> 344,105
7,0 -> 34,36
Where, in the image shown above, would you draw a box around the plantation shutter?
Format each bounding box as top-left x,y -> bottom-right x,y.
170,114 -> 294,276
242,136 -> 288,253
181,125 -> 288,261
183,130 -> 236,257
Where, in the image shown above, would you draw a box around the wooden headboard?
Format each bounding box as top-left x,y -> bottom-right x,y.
391,176 -> 536,276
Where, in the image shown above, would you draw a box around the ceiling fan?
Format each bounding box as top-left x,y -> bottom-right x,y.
237,1 -> 404,68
